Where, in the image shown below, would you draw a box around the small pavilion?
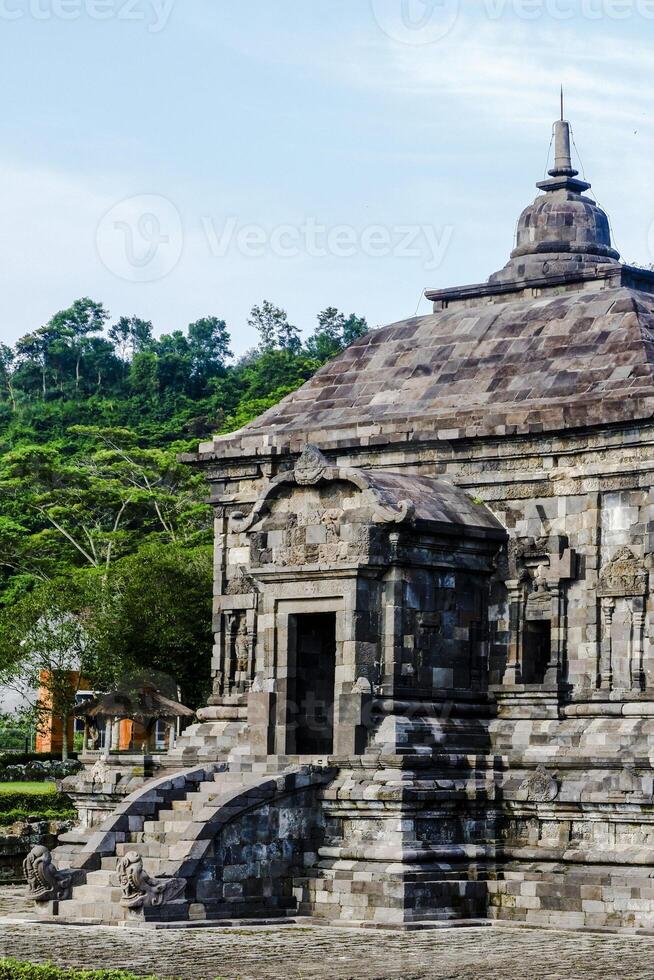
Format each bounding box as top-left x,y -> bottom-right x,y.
74,685 -> 193,755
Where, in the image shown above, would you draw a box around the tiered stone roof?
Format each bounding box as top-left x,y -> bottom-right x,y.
197,118 -> 654,458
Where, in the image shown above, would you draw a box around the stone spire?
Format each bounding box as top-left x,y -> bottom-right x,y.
550,117 -> 578,178
489,114 -> 620,285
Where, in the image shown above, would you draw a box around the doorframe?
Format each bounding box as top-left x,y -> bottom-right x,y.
273,597 -> 344,756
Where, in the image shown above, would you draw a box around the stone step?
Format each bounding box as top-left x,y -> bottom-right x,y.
146,807 -> 193,824
142,819 -> 193,836
57,900 -> 130,923
100,854 -> 172,872
116,840 -> 174,858
171,799 -> 193,811
196,782 -> 248,800
69,885 -> 122,904
84,870 -> 115,886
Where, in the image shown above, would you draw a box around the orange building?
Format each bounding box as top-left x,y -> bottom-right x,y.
34,672 -> 139,756
34,670 -> 91,755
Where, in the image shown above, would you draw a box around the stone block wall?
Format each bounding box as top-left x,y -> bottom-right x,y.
188,786 -> 324,920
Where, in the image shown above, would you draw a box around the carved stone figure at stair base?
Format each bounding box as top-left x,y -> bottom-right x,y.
24,845 -> 73,903
116,851 -> 186,909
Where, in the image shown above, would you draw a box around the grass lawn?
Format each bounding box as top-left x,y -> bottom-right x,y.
0,782 -> 55,794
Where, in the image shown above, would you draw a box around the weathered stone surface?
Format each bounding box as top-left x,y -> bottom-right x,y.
3,913 -> 654,980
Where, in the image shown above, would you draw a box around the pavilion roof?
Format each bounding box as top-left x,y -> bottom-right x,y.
74,687 -> 194,722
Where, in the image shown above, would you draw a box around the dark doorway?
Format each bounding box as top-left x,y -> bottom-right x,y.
289,613 -> 336,755
522,620 -> 551,684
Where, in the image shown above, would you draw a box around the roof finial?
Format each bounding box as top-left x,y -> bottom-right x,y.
536,96 -> 591,194
547,91 -> 579,180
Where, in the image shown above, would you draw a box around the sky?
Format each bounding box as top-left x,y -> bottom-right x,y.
0,0 -> 653,355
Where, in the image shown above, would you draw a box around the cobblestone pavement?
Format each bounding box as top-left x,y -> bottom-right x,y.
2,890 -> 654,980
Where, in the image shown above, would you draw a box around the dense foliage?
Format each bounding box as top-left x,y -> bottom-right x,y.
0,299 -> 368,725
0,963 -> 160,980
0,788 -> 75,827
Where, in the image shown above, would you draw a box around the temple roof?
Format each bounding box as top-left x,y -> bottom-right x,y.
196,117 -> 654,459
211,282 -> 654,452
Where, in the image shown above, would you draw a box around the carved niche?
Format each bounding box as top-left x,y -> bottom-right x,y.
222,611 -> 253,695
525,564 -> 552,621
597,549 -> 648,692
598,547 -> 648,598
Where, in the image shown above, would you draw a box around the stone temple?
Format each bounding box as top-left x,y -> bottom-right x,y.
36,116 -> 654,930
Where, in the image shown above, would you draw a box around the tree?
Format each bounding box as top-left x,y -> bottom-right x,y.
0,428 -> 211,588
187,317 -> 232,389
0,442 -> 135,581
109,317 -> 154,367
15,330 -> 50,398
0,294 -> 369,614
91,543 -> 213,709
128,350 -> 159,400
0,579 -> 114,761
342,313 -> 369,346
0,344 -> 17,411
306,307 -> 345,362
48,298 -> 110,390
248,301 -> 301,353
70,426 -> 211,546
306,308 -> 369,364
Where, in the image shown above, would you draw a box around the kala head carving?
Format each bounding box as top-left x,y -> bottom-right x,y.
116,851 -> 186,910
294,444 -> 328,485
519,766 -> 559,803
24,845 -> 72,903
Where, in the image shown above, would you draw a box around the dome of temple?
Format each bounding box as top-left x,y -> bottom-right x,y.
490,118 -> 620,283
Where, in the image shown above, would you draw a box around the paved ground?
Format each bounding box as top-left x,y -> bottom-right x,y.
3,889 -> 654,980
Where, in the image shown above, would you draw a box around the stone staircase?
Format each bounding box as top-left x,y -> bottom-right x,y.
53,760 -> 334,925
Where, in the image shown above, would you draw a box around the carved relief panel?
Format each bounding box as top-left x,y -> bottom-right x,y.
597,548 -> 648,693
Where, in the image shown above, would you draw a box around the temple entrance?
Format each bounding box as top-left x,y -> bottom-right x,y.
289,612 -> 336,755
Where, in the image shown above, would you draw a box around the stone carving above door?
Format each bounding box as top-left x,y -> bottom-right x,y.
598,547 -> 648,598
228,448 -> 414,534
294,444 -> 328,485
